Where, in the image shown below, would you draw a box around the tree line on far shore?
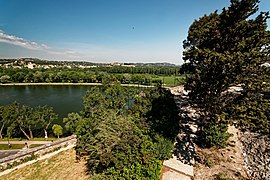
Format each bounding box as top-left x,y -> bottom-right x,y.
0,66 -> 183,86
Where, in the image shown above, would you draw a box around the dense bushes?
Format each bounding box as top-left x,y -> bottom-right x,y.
198,123 -> 231,148
64,83 -> 179,179
230,95 -> 270,134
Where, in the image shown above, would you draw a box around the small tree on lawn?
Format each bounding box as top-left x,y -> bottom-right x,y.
52,124 -> 63,138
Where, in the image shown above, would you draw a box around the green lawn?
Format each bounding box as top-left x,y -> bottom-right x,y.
29,144 -> 43,148
0,137 -> 57,142
152,75 -> 186,87
31,137 -> 57,141
0,144 -> 25,150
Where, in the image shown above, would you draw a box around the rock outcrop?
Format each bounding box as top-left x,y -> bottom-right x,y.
240,133 -> 270,180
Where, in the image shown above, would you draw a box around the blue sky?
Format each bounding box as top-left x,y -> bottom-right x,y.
0,0 -> 269,64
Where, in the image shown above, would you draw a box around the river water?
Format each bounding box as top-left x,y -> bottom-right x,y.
0,85 -> 94,119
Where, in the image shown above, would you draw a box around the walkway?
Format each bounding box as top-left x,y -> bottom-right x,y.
0,140 -> 50,145
162,86 -> 199,180
0,150 -> 19,159
0,140 -> 52,159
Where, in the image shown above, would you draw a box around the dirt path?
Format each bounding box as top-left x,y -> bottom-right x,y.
161,86 -> 194,180
0,141 -> 50,145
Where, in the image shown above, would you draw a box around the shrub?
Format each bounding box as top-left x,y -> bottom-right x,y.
198,123 -> 231,148
214,172 -> 231,180
153,134 -> 174,160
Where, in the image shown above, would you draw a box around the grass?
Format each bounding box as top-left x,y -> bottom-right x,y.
1,148 -> 89,180
0,144 -> 25,150
0,144 -> 44,150
29,144 -> 43,148
31,137 -> 57,141
152,75 -> 186,87
214,172 -> 231,180
0,137 -> 57,142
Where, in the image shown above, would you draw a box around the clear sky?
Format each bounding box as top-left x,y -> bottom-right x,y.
0,0 -> 269,65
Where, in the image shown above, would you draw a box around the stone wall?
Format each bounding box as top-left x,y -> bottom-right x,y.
0,135 -> 76,169
240,133 -> 270,180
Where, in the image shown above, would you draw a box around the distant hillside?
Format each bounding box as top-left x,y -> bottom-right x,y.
123,62 -> 179,67
0,58 -> 180,67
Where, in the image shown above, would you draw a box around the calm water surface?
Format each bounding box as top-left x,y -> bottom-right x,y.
0,85 -> 93,119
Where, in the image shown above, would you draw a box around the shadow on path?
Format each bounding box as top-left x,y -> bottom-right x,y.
172,94 -> 200,166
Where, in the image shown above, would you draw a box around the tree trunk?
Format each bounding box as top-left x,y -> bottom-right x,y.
20,126 -> 30,140
44,129 -> 48,139
0,123 -> 4,139
29,126 -> 33,139
58,135 -> 59,138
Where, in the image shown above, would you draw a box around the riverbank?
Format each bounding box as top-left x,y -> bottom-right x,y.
0,82 -> 100,86
0,82 -> 157,88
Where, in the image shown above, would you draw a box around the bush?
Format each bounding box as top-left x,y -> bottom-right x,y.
153,134 -> 174,160
74,84 -> 178,179
198,123 -> 231,148
214,172 -> 230,180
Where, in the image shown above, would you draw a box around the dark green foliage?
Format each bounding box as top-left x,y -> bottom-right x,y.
231,94 -> 270,134
0,102 -> 58,139
80,111 -> 161,179
153,134 -> 174,160
70,83 -> 179,179
63,112 -> 82,133
147,88 -> 179,140
183,0 -> 270,147
198,123 -> 231,148
214,172 -> 231,180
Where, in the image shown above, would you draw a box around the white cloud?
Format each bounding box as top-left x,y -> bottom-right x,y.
0,30 -> 83,59
0,31 -> 49,50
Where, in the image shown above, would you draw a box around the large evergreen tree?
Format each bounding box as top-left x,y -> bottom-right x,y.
183,0 -> 270,146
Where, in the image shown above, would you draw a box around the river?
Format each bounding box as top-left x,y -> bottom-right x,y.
0,85 -> 94,120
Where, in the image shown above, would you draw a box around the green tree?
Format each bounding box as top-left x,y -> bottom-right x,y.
33,105 -> 58,139
0,103 -> 20,138
0,75 -> 11,83
52,124 -> 63,138
0,106 -> 5,139
13,72 -> 25,82
182,0 -> 270,146
76,110 -> 162,179
72,83 -> 177,179
33,71 -> 44,82
63,112 -> 82,133
16,105 -> 35,140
